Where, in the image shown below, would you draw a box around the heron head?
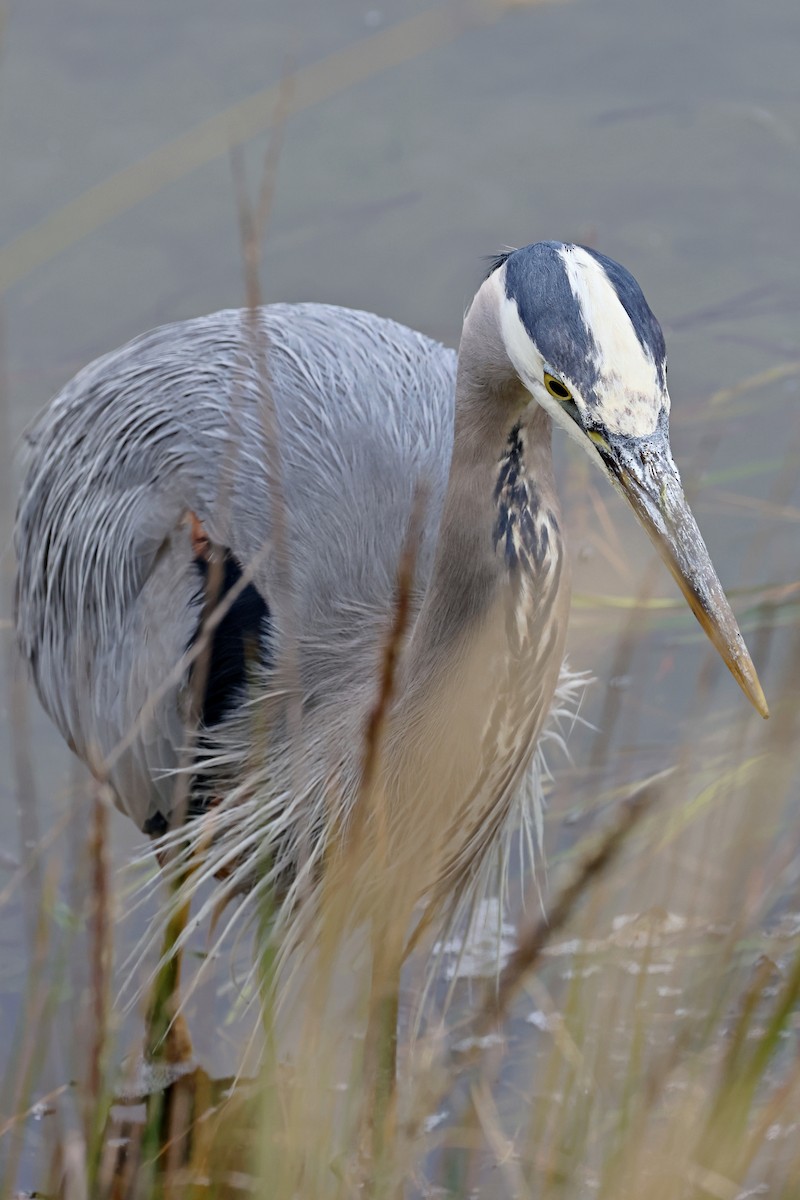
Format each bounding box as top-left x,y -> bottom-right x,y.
490,240 -> 767,718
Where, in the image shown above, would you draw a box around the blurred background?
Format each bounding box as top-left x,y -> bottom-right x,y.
1,0 -> 799,1194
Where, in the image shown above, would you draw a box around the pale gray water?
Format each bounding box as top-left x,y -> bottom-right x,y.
1,0 -> 799,1191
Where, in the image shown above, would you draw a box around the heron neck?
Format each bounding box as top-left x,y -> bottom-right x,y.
397,296 -> 561,710
379,346 -> 566,892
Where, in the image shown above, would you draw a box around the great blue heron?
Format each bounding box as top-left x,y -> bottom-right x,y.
14,241 -> 767,1014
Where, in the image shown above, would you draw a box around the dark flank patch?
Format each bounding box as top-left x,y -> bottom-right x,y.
493,424 -> 552,573
143,548 -> 272,838
142,810 -> 169,836
189,550 -> 272,729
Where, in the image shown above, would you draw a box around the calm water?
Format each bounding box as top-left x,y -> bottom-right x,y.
1,0 -> 799,1191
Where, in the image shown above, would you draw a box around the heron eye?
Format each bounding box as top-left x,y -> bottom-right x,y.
544,373 -> 572,401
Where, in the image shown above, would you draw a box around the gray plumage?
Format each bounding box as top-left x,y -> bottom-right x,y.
15,240 -> 765,964
16,304 -> 458,830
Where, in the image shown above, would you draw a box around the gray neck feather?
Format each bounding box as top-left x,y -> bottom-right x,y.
379,279 -> 569,888
397,278 -> 561,707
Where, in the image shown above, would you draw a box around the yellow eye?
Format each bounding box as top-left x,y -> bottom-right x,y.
544,372 -> 572,401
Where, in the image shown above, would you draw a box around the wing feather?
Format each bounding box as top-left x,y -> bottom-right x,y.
15,304 -> 457,828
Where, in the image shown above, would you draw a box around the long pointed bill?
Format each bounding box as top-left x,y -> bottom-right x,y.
601,424 -> 768,718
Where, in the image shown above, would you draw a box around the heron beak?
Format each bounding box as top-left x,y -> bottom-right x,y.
599,421 -> 768,718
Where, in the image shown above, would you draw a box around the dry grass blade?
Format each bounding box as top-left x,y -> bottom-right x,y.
0,0 -> 568,294
478,771 -> 668,1033
709,361 -> 800,408
403,772 -> 669,1191
358,491 -> 427,1185
0,861 -> 60,1195
0,315 -> 43,949
230,64 -> 303,764
84,783 -> 112,1168
134,70 -> 297,1190
352,485 -> 428,841
688,943 -> 800,1192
